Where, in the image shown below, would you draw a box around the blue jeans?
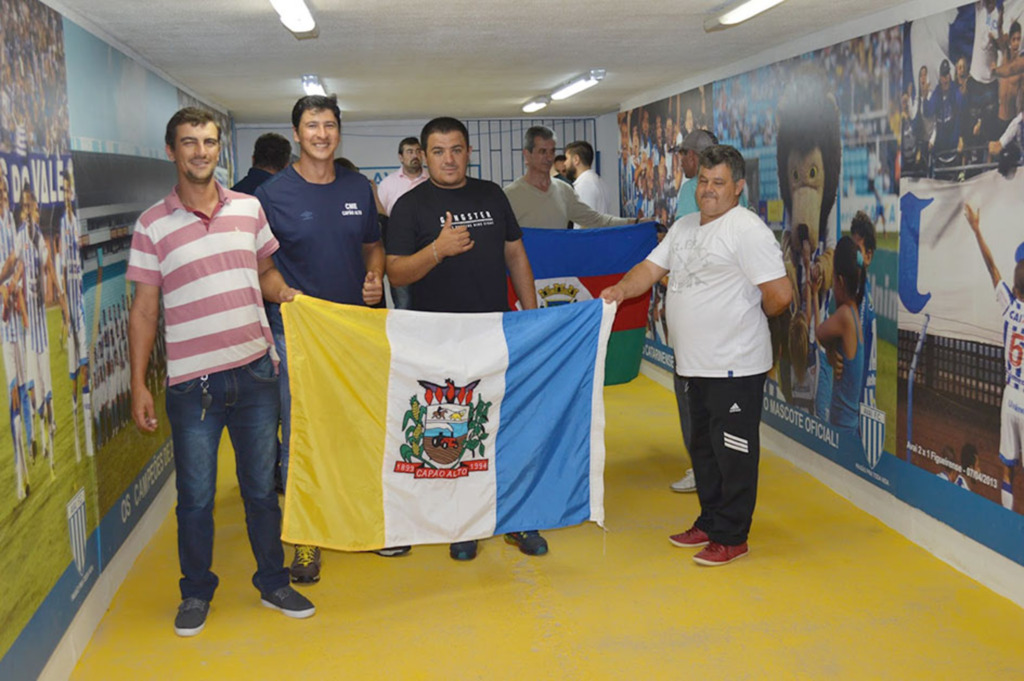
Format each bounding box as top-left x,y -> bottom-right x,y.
165,353 -> 288,601
266,304 -> 292,487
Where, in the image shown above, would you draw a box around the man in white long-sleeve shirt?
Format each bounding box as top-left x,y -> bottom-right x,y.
564,140 -> 614,228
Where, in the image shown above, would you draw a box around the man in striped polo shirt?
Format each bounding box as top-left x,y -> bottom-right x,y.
128,107 -> 315,637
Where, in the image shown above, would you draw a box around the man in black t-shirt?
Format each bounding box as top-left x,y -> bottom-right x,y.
386,116 -> 544,562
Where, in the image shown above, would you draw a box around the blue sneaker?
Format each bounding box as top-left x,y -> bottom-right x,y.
449,540 -> 478,561
504,530 -> 548,556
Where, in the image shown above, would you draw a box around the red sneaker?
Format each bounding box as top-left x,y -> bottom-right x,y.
693,541 -> 748,566
668,526 -> 709,548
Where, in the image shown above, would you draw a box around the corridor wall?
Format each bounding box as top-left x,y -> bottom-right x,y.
0,2 -> 232,678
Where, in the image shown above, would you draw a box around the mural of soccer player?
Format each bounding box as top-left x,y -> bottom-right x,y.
964,202 -> 1024,511
772,66 -> 841,418
17,184 -> 56,475
56,169 -> 93,459
849,211 -> 878,408
0,170 -> 29,498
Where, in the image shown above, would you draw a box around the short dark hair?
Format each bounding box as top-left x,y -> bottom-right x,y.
698,144 -> 745,182
524,125 -> 555,152
165,107 -> 220,149
849,210 -> 877,253
554,154 -> 567,163
291,95 -> 341,129
252,133 -> 292,172
398,136 -> 420,154
565,140 -> 594,167
420,117 -> 469,150
1011,20 -> 1022,38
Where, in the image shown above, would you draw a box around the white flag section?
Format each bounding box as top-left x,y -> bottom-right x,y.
900,170 -> 1024,344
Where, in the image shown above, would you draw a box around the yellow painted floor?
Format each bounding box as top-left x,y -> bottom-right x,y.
72,376 -> 1024,680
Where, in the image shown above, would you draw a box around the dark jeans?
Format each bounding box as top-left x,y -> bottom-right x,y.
166,353 -> 288,601
266,303 -> 293,487
683,373 -> 766,546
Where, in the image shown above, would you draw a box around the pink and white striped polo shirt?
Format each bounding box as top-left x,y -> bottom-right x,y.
127,182 -> 279,385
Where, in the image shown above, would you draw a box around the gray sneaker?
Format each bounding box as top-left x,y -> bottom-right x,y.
290,545 -> 321,583
261,585 -> 316,619
670,469 -> 697,493
174,598 -> 209,637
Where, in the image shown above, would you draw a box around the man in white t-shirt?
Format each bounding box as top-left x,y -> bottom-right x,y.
564,140 -> 612,227
601,145 -> 791,566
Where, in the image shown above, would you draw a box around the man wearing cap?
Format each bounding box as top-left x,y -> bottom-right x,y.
503,126 -> 636,230
673,129 -> 717,224
924,58 -> 964,162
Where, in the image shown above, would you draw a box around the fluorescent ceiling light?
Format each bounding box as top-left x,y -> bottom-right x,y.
522,96 -> 550,113
302,74 -> 326,96
270,0 -> 318,38
550,69 -> 606,101
704,0 -> 786,32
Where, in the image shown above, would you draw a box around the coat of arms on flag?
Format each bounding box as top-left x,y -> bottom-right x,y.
396,379 -> 490,477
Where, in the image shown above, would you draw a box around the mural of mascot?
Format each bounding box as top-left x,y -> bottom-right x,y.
771,65 -> 842,420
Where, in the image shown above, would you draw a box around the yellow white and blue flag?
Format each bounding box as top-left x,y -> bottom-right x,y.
281,296 -> 615,551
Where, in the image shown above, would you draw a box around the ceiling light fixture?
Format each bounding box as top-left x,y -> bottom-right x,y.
301,74 -> 326,96
270,0 -> 319,39
703,0 -> 787,32
550,69 -> 606,101
522,96 -> 550,113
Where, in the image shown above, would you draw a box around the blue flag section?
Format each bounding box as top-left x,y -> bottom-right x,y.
521,222 -> 659,278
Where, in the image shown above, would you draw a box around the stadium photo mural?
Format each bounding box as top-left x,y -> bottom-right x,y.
0,0 -> 101,666
899,1 -> 1024,530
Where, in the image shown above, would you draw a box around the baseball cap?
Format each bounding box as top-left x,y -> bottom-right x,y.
939,59 -> 951,77
678,129 -> 716,153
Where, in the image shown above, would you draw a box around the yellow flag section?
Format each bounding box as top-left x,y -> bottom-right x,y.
281,295 -> 615,551
282,297 -> 392,550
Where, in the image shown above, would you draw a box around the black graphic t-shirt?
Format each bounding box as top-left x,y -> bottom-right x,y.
389,177 -> 522,312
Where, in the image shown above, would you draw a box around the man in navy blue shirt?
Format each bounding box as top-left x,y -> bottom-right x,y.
232,133 -> 292,195
256,95 -> 390,585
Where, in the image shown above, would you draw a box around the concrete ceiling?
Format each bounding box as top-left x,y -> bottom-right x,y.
50,0 -> 902,124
